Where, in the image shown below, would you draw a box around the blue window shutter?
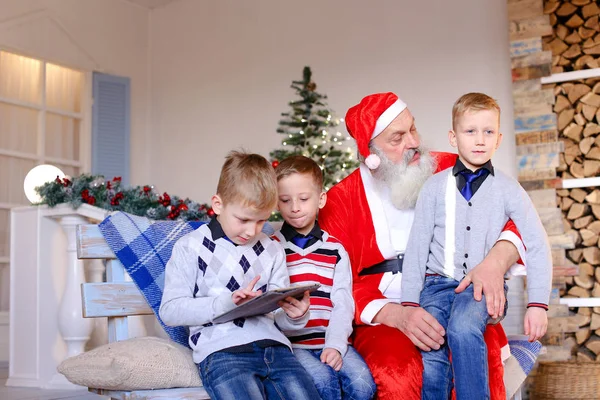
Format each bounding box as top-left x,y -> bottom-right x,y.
92,72 -> 131,185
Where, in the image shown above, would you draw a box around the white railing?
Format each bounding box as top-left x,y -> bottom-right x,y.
7,203 -> 158,390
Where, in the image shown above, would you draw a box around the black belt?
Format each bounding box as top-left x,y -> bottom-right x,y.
359,254 -> 403,276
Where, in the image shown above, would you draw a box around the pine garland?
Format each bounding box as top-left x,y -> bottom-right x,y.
36,174 -> 213,222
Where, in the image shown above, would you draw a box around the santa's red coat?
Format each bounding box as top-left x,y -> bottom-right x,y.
319,152 -> 515,400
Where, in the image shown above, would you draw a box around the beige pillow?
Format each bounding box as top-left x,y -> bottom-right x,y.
57,336 -> 202,390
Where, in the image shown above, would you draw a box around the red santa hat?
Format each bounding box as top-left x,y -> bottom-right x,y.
345,92 -> 407,169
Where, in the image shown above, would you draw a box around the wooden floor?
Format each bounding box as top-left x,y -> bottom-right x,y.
0,364 -> 106,400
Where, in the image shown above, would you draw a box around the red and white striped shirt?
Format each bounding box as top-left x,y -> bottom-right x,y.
273,223 -> 354,356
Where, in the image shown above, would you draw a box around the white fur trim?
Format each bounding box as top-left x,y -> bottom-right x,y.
365,154 -> 381,169
372,99 -> 407,139
444,171 -> 456,277
360,164 -> 396,260
360,298 -> 397,325
498,231 -> 527,276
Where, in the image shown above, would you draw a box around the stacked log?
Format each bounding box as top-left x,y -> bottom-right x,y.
544,0 -> 600,72
509,0 -> 600,364
554,77 -> 600,361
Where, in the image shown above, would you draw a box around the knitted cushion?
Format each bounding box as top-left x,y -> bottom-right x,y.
57,336 -> 202,390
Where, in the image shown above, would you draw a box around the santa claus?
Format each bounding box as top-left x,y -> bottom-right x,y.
319,92 -> 526,399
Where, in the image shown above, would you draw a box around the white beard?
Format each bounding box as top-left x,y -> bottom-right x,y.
370,146 -> 435,210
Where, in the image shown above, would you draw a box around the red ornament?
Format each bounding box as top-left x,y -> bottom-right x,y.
271,160 -> 280,168
112,176 -> 122,182
106,181 -> 112,190
143,185 -> 151,194
207,208 -> 215,217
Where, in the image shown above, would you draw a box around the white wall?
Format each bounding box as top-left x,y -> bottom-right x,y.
0,0 -> 151,184
150,0 -> 516,202
0,0 -> 150,365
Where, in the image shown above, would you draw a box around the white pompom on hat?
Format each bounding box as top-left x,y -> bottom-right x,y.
345,92 -> 407,170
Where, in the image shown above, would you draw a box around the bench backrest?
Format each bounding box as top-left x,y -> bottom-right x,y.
76,224 -> 152,343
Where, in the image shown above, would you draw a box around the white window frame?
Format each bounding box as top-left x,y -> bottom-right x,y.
0,48 -> 92,263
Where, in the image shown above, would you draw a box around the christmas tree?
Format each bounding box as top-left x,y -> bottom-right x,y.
270,66 -> 358,191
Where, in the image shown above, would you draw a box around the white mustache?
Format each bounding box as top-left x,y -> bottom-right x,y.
401,148 -> 424,168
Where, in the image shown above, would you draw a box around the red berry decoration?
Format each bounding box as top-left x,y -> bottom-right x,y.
207,208 -> 215,217
271,160 -> 279,168
110,192 -> 124,206
159,192 -> 171,207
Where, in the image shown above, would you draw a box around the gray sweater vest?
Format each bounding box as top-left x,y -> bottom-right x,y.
401,168 -> 552,306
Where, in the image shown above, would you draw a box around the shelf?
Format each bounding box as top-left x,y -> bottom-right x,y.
540,68 -> 600,84
561,177 -> 600,189
559,297 -> 600,307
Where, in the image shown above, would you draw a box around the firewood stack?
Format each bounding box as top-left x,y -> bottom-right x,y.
544,0 -> 600,73
554,77 -> 600,362
545,0 -> 600,363
509,0 -> 600,364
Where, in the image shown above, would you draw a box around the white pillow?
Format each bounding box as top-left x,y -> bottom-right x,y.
57,336 -> 202,390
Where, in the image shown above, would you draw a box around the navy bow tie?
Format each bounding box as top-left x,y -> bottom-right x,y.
459,168 -> 488,201
291,234 -> 313,249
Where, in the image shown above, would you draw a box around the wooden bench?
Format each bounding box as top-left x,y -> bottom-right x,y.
76,224 -> 210,400
75,223 -> 532,399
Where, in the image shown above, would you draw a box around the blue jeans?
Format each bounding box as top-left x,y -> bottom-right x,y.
420,275 -> 507,400
294,346 -> 376,400
198,343 -> 320,400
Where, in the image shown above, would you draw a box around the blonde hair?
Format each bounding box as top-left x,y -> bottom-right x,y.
216,150 -> 277,210
452,92 -> 501,130
275,155 -> 324,190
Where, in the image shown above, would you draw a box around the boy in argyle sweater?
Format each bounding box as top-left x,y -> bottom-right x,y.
274,156 -> 376,400
159,151 -> 320,400
400,93 -> 552,400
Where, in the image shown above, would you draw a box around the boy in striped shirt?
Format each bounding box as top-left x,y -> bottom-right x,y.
274,155 -> 376,400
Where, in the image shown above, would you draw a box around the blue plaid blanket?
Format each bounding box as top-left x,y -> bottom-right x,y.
506,335 -> 542,375
99,212 -> 204,347
99,211 -> 539,380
